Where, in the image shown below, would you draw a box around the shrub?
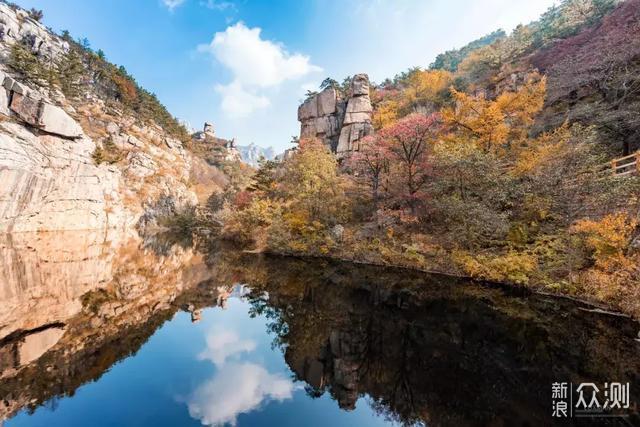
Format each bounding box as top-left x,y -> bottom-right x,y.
92,137 -> 123,165
454,250 -> 538,285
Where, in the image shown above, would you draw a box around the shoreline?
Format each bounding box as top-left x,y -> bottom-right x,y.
245,246 -> 638,322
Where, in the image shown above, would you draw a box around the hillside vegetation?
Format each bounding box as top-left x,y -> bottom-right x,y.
208,0 -> 640,318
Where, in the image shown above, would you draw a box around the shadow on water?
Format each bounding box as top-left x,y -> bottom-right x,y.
0,233 -> 638,426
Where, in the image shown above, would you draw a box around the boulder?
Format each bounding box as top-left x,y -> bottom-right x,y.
39,103 -> 83,138
6,78 -> 28,95
10,93 -> 41,126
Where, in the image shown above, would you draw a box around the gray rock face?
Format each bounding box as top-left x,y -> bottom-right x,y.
298,74 -> 373,158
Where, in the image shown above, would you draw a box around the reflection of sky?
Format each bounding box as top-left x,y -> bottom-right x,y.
7,291 -> 391,427
187,317 -> 297,426
187,362 -> 295,426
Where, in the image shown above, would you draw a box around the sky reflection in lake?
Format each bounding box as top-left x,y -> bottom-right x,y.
6,290 -> 391,427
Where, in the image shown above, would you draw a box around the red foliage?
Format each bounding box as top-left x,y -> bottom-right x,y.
531,0 -> 640,74
347,135 -> 390,203
378,113 -> 440,207
233,190 -> 254,209
531,0 -> 640,154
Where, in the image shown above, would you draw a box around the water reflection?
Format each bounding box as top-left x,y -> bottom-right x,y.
187,318 -> 297,426
0,233 -> 638,426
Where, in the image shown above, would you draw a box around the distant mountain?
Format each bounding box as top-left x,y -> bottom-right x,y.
237,143 -> 275,166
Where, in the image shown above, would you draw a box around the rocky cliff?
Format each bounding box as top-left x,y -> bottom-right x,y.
0,3 -> 225,233
298,74 -> 373,159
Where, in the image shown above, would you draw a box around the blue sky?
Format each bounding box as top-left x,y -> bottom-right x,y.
15,0 -> 557,152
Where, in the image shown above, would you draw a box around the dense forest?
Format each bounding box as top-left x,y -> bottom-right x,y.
203,0 -> 640,318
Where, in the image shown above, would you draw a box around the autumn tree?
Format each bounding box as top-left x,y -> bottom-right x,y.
443,77 -> 546,153
279,138 -> 348,224
401,69 -> 453,114
347,135 -> 389,210
247,159 -> 278,197
379,113 -> 439,212
371,88 -> 401,130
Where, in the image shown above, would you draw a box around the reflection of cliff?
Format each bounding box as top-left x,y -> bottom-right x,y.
230,256 -> 640,427
0,231 -> 230,420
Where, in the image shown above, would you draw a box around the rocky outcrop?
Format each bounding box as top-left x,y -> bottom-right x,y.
299,86 -> 344,152
0,3 -> 69,60
191,121 -> 243,164
298,74 -> 373,159
0,86 -> 199,232
336,75 -> 374,157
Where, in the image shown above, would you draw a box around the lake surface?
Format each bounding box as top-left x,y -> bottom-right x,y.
1,231 -> 639,426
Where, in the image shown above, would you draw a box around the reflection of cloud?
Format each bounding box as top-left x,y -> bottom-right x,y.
187,362 -> 295,426
198,328 -> 256,366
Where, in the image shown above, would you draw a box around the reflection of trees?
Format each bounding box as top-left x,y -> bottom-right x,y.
232,255 -> 640,427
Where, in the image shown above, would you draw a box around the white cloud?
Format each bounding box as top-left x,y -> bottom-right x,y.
214,81 -> 270,118
188,362 -> 295,426
199,22 -> 321,118
201,0 -> 236,11
197,328 -> 257,366
162,0 -> 185,11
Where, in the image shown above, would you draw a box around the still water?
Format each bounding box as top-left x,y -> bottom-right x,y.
1,231 -> 639,426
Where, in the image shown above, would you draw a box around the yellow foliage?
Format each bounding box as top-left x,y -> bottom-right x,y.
512,125 -> 571,176
454,250 -> 538,285
372,98 -> 400,130
403,69 -> 453,111
223,198 -> 281,246
571,212 -> 638,270
443,77 -> 546,153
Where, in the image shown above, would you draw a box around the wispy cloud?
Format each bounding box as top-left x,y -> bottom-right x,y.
199,22 -> 321,118
162,0 -> 185,11
200,0 -> 236,12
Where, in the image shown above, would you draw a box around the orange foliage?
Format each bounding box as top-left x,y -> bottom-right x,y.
113,74 -> 138,105
442,77 -> 546,153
